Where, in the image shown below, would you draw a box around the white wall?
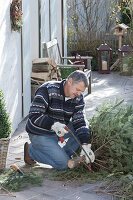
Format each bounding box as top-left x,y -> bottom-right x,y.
41,0 -> 63,56
0,0 -> 39,133
0,0 -> 65,133
41,0 -> 50,43
0,0 -> 22,133
50,0 -> 62,52
63,0 -> 67,57
22,0 -> 32,118
30,0 -> 39,59
22,0 -> 39,118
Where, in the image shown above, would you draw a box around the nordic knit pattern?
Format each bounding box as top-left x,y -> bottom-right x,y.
26,80 -> 90,144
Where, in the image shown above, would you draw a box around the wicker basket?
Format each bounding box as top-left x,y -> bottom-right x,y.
0,138 -> 10,169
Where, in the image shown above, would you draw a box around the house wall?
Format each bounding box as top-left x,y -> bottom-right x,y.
0,0 -> 39,133
41,0 -> 64,56
41,0 -> 50,43
22,0 -> 32,119
50,0 -> 62,51
63,0 -> 67,57
22,0 -> 39,118
0,0 -> 22,133
30,0 -> 39,60
0,0 -> 65,134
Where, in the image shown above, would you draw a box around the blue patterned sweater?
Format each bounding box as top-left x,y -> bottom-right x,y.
26,80 -> 90,144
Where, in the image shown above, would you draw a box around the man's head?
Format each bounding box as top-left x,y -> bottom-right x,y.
64,70 -> 88,98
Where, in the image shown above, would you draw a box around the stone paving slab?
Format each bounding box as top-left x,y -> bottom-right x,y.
0,180 -> 112,200
85,72 -> 133,119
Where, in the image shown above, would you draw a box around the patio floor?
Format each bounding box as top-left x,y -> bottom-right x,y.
2,71 -> 133,199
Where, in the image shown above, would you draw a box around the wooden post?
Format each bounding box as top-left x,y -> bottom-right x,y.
118,35 -> 122,49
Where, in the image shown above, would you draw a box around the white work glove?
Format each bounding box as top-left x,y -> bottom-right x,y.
51,122 -> 67,137
80,144 -> 95,164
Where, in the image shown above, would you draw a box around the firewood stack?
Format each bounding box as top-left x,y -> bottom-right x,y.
31,58 -> 61,101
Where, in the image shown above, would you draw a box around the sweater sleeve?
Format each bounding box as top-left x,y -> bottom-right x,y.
26,86 -> 55,135
72,97 -> 90,144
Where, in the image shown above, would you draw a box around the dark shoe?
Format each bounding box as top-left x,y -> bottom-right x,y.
24,142 -> 36,165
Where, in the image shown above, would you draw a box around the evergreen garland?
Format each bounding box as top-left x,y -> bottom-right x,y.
10,0 -> 23,32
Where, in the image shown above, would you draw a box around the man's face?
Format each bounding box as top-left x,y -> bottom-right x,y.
67,79 -> 86,99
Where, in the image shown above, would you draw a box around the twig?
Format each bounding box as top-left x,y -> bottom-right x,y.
95,158 -> 107,164
94,189 -> 130,199
94,161 -> 110,171
0,185 -> 16,197
94,139 -> 112,153
102,182 -> 116,192
0,193 -> 15,197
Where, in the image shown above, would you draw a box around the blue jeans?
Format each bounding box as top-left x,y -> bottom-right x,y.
28,124 -> 80,170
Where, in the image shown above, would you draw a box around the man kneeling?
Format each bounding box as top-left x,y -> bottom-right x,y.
24,70 -> 95,170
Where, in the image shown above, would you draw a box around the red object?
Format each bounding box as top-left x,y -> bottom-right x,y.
59,136 -> 65,143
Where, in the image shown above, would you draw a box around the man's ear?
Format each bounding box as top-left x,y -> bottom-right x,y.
68,78 -> 73,86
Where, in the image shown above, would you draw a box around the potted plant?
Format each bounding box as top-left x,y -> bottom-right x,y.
0,90 -> 11,170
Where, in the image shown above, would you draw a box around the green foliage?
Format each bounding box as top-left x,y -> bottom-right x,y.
120,54 -> 133,76
110,0 -> 133,46
110,0 -> 132,26
121,6 -> 131,25
60,68 -> 75,79
0,170 -> 43,191
91,57 -> 98,71
99,172 -> 133,199
50,166 -> 108,185
90,100 -> 133,174
120,0 -> 131,26
0,90 -> 11,138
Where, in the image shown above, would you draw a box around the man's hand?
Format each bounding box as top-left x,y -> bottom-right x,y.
80,144 -> 95,164
51,122 -> 67,137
